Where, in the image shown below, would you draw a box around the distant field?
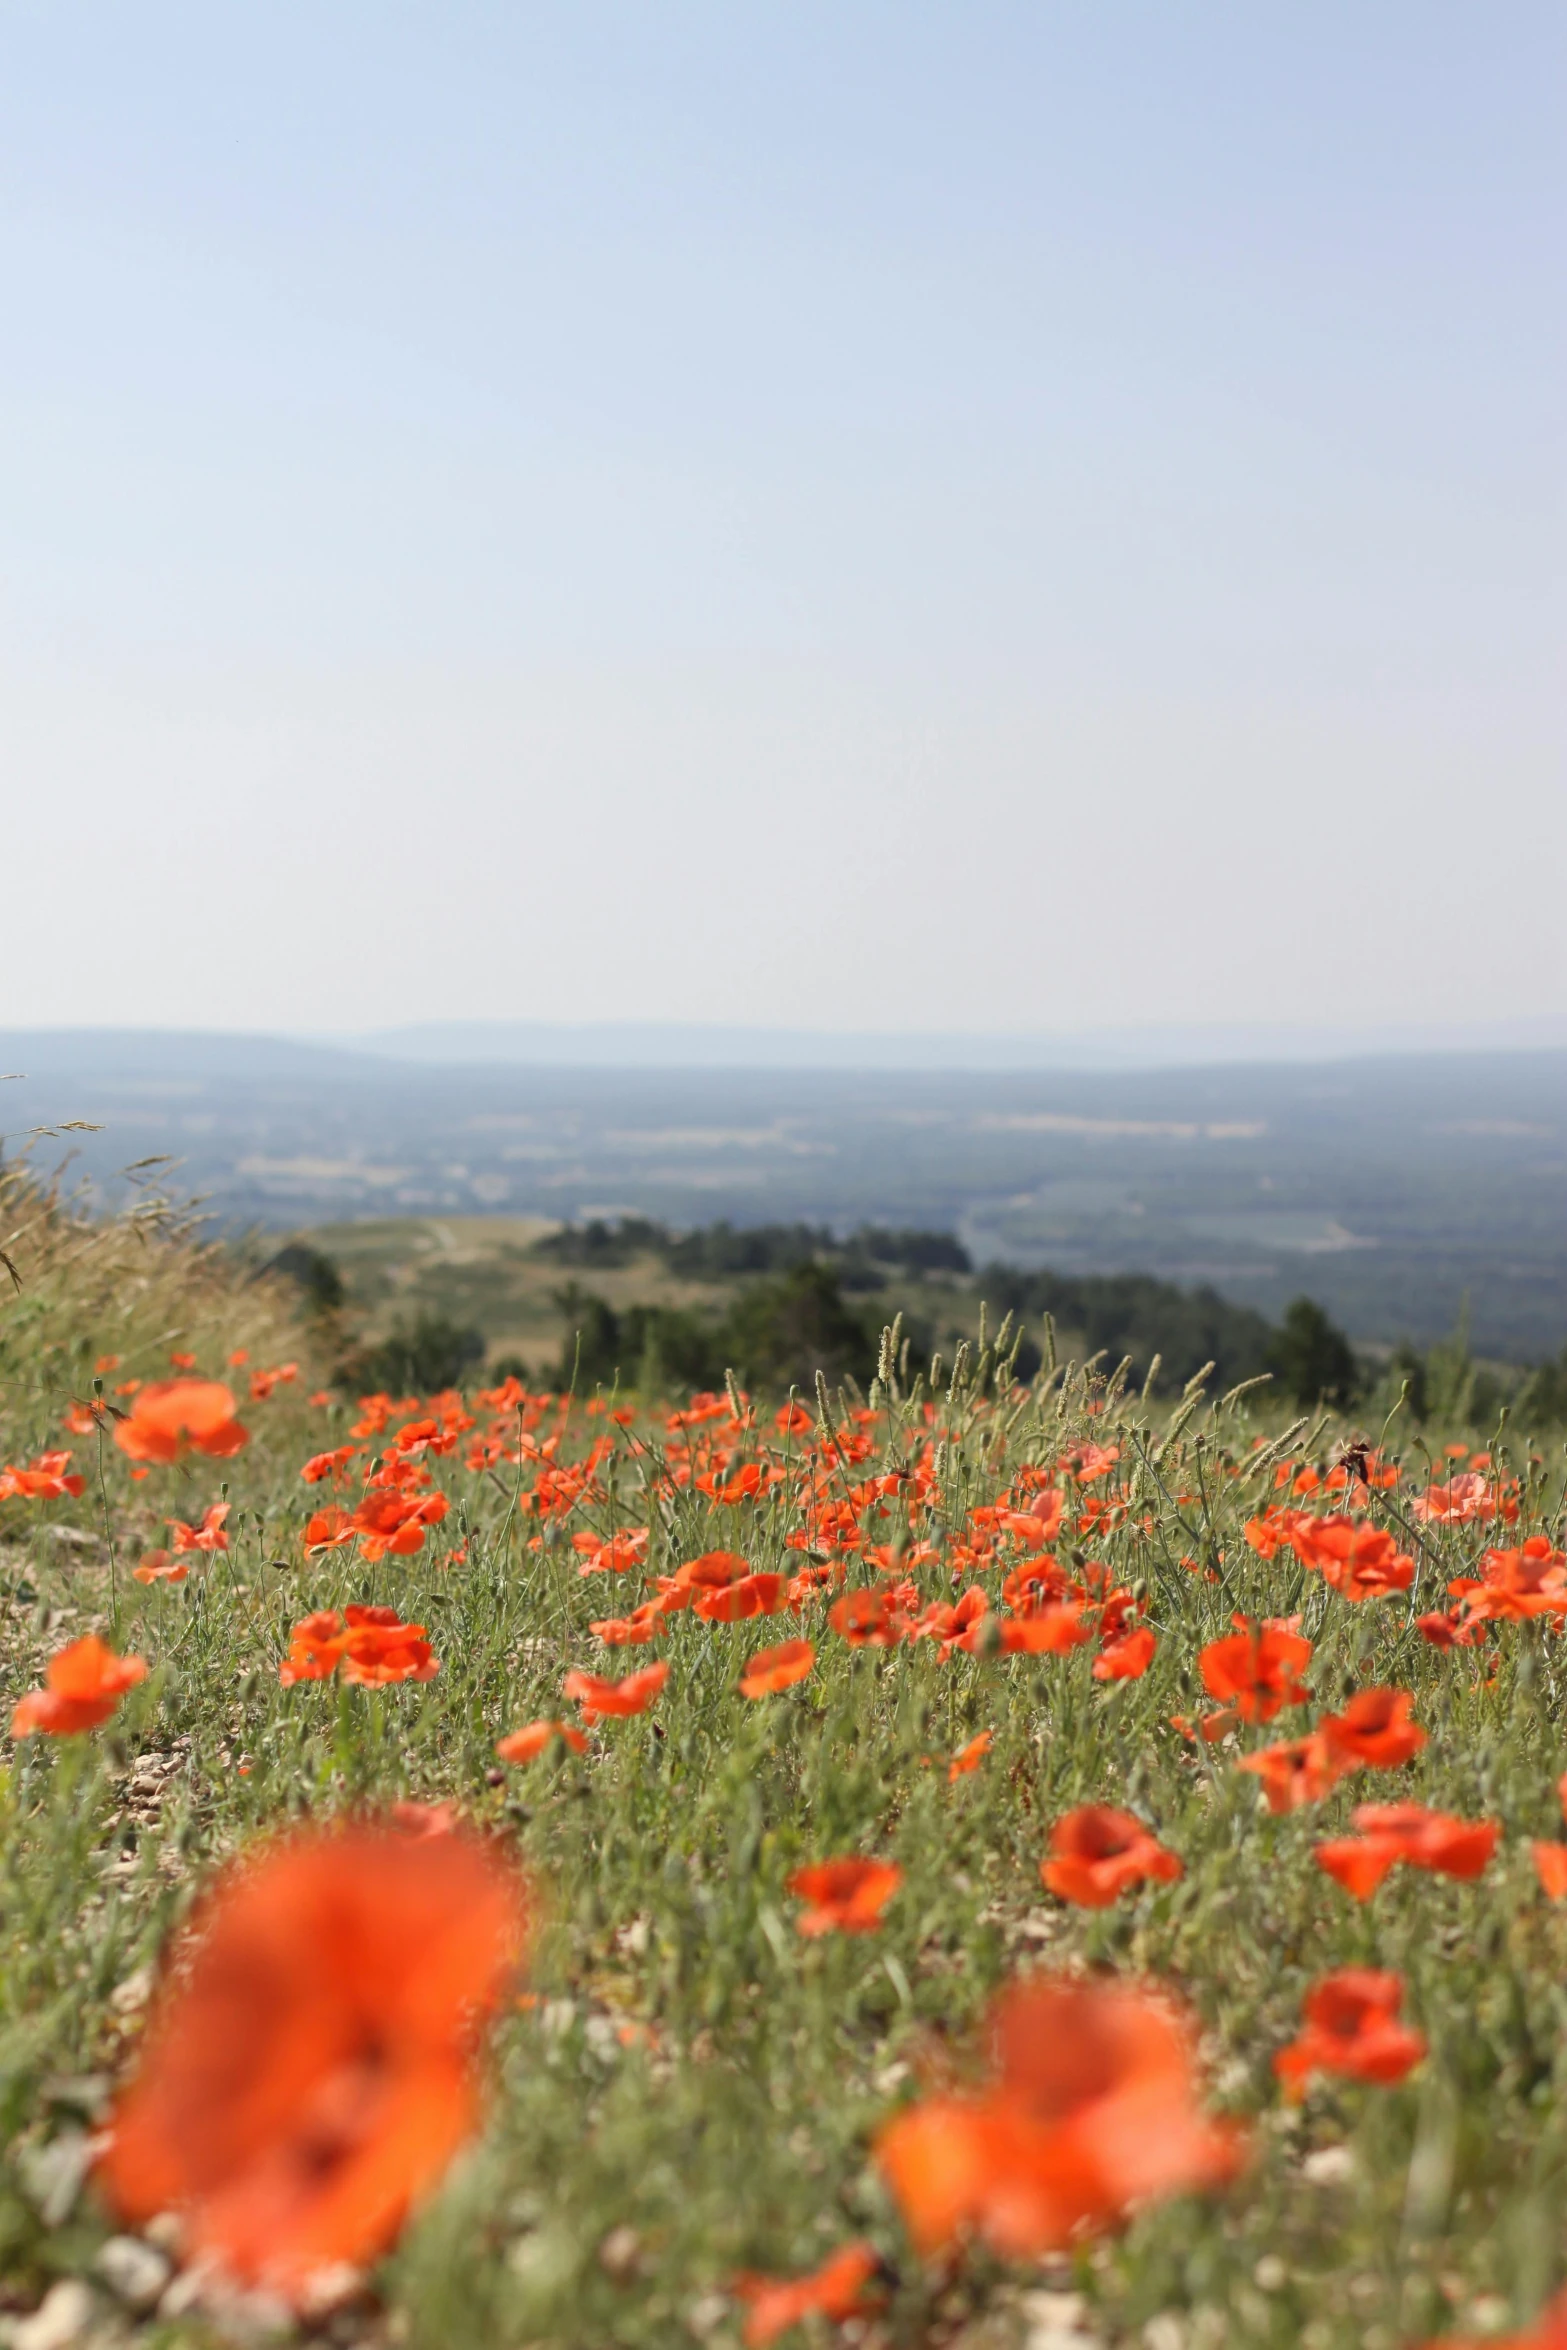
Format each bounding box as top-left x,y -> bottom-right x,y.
5,1032 -> 1567,1358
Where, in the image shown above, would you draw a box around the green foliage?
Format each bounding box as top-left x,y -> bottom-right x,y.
1267,1296 -> 1361,1409
258,1241 -> 346,1315
554,1262 -> 879,1399
342,1311 -> 486,1395
982,1265 -> 1276,1394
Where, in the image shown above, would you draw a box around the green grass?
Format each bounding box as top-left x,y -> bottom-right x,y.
2,1170 -> 1566,2349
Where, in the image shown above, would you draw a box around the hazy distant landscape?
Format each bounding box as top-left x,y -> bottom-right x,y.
6,1028 -> 1566,1361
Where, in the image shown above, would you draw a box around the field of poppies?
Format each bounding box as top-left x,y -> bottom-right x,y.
2,1165 -> 1566,2350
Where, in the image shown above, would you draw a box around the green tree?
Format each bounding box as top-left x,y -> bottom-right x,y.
1268,1296 -> 1360,1409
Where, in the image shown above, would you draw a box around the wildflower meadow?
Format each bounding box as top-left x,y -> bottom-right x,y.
2,1163 -> 1566,2350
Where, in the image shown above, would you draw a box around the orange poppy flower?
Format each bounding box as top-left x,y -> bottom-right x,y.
1093,1624 -> 1157,1681
1235,1733 -> 1345,1814
1273,1968 -> 1425,2100
589,1604 -> 666,1646
739,1639 -> 816,1698
1448,1539 -> 1567,1626
1319,1686 -> 1427,1771
828,1587 -> 904,1647
732,2242 -> 882,2346
495,1719 -> 590,1764
573,1528 -> 650,1577
303,1504 -> 356,1555
948,1730 -> 993,1781
1041,1805 -> 1183,1908
789,1856 -> 903,1936
168,1502 -> 231,1555
1198,1618 -> 1312,1725
696,1571 -> 789,1623
1411,1472 -> 1499,1525
279,1608 -> 438,1688
133,1548 -> 188,1585
1532,1842 -> 1567,1899
96,1821 -> 529,2301
0,1449 -> 87,1501
1314,1801 -> 1499,1900
562,1661 -> 669,1720
876,1973 -> 1242,2261
1290,1518 -> 1414,1601
113,1379 -> 249,1465
11,1635 -> 149,1737
998,1603 -> 1093,1656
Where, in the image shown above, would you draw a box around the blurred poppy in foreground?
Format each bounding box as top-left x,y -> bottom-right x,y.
113,1379 -> 249,1464
948,1730 -> 993,1781
876,1973 -> 1241,2260
789,1856 -> 902,1936
1042,1805 -> 1182,1908
97,1820 -> 530,2302
1419,2288 -> 1567,2350
562,1661 -> 669,1720
1530,1771 -> 1567,1899
732,2242 -> 882,2346
495,1719 -> 589,1764
1315,1802 -> 1499,1900
739,1639 -> 816,1698
1273,1969 -> 1425,2099
11,1635 -> 148,1736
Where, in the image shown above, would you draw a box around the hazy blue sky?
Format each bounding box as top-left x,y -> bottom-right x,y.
2,4 -> 1561,1037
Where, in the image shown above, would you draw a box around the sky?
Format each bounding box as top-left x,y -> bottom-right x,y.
2,3 -> 1561,1041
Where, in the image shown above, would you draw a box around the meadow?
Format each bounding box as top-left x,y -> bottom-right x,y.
2,1162 -> 1566,2350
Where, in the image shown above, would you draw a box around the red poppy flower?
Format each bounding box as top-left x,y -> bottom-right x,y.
876,1973 -> 1242,2260
0,1450 -> 87,1501
113,1380 -> 249,1465
696,1571 -> 789,1623
948,1730 -> 993,1781
302,1504 -> 356,1556
1319,1687 -> 1427,1770
739,1639 -> 816,1699
1314,1801 -> 1499,1900
1041,1805 -> 1183,1908
1273,1968 -> 1426,2099
96,1821 -> 529,2301
562,1661 -> 669,1720
1532,1843 -> 1567,1899
589,1604 -> 666,1646
573,1528 -> 650,1577
1235,1733 -> 1345,1814
1448,1539 -> 1567,1626
1290,1518 -> 1414,1601
789,1856 -> 902,1937
168,1502 -> 231,1556
11,1635 -> 148,1736
1093,1624 -> 1157,1681
279,1608 -> 437,1688
495,1719 -> 589,1764
1411,1473 -> 1500,1525
1198,1618 -> 1312,1725
997,1603 -> 1093,1656
732,2243 -> 882,2346
133,1548 -> 188,1585
828,1587 -> 904,1647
